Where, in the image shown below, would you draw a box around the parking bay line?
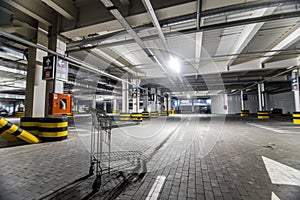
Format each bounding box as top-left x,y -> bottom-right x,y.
145,175 -> 166,200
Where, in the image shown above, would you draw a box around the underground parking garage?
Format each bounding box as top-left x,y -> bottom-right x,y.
0,0 -> 300,199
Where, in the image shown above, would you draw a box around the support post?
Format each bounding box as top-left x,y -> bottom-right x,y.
122,81 -> 129,113
257,83 -> 270,119
292,69 -> 300,124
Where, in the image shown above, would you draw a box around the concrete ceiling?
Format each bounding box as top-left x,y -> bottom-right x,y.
0,0 -> 300,99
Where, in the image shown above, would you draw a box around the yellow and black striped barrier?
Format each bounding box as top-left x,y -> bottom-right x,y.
67,113 -> 73,118
142,111 -> 149,119
150,112 -> 159,118
0,117 -> 40,143
20,117 -> 42,137
131,113 -> 142,122
112,110 -> 119,114
240,110 -> 249,117
15,112 -> 24,117
168,110 -> 175,115
0,117 -> 19,141
38,118 -> 68,141
120,113 -> 131,121
293,112 -> 300,124
160,111 -> 168,116
257,111 -> 270,119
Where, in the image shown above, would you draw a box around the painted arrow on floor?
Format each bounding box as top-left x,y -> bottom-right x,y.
262,156 -> 300,200
272,192 -> 280,200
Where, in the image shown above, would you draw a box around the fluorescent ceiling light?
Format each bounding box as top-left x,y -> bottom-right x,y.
168,57 -> 180,73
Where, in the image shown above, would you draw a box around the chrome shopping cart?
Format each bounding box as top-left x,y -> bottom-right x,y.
89,109 -> 146,191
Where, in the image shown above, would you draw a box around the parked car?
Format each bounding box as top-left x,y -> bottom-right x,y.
0,109 -> 8,117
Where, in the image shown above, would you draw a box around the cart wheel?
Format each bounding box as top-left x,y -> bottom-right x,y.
89,165 -> 94,176
92,175 -> 101,192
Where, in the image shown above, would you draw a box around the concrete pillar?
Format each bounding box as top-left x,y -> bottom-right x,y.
143,88 -> 148,111
241,90 -> 248,111
241,90 -> 245,110
122,81 -> 129,113
92,95 -> 96,109
132,79 -> 140,113
45,17 -> 66,117
192,98 -> 195,113
113,98 -> 118,114
168,95 -> 172,110
258,83 -> 266,111
150,88 -> 156,112
292,69 -> 300,111
292,68 -> 300,124
103,101 -> 107,112
24,26 -> 48,117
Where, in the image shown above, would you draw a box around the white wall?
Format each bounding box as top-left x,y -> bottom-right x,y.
227,95 -> 241,114
212,94 -> 259,114
211,94 -> 228,114
247,94 -> 259,113
268,92 -> 295,114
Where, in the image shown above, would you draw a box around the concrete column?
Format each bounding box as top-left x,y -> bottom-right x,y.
132,79 -> 140,113
143,88 -> 148,111
122,81 -> 129,113
103,101 -> 107,112
168,95 -> 172,110
241,90 -> 245,110
92,95 -> 96,109
156,89 -> 161,112
24,27 -> 48,117
150,88 -> 156,112
292,69 -> 300,111
258,83 -> 266,111
191,98 -> 195,113
113,98 -> 118,113
45,17 -> 66,117
241,90 -> 248,111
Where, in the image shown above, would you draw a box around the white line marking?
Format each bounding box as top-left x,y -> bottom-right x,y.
246,123 -> 299,134
77,133 -> 90,137
272,192 -> 280,200
262,156 -> 300,187
146,175 -> 166,200
185,122 -> 190,126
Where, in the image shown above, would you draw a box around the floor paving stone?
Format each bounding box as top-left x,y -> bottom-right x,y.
1,115 -> 300,199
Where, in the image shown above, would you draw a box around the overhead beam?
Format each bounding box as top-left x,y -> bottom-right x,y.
142,0 -> 170,53
98,0 -> 170,77
41,0 -> 77,20
0,30 -> 145,90
227,7 -> 276,67
196,0 -> 202,31
67,10 -> 300,53
260,25 -> 300,63
3,0 -> 53,26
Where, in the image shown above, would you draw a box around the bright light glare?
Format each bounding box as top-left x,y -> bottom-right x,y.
168,57 -> 180,73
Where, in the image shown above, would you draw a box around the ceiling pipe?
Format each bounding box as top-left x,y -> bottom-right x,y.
196,0 -> 202,31
98,0 -> 176,85
67,0 -> 298,49
0,30 -> 145,90
67,10 -> 300,53
232,65 -> 298,94
142,0 -> 170,53
201,0 -> 299,19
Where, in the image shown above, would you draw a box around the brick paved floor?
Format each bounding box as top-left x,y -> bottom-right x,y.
116,115 -> 300,200
1,115 -> 300,200
0,121 -> 90,200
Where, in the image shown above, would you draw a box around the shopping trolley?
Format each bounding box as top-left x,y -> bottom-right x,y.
89,109 -> 146,191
